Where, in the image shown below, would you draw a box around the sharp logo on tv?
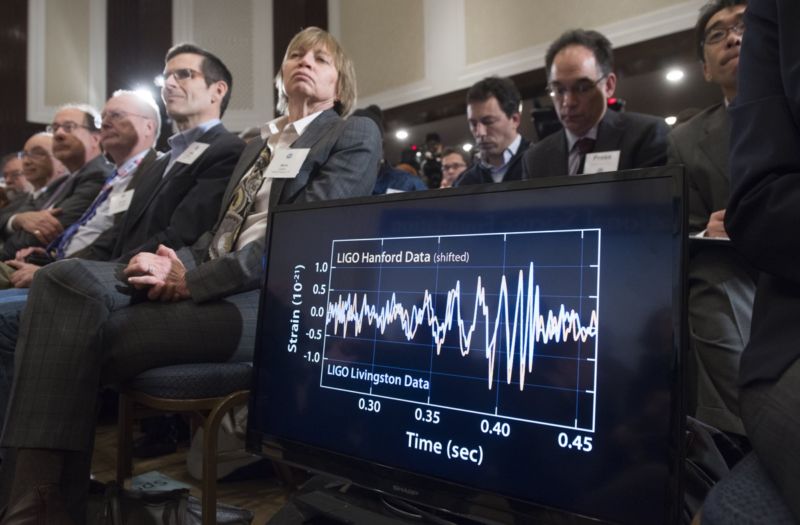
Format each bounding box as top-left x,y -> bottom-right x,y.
392,485 -> 420,497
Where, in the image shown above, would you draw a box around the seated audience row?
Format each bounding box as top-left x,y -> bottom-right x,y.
0,1 -> 784,520
0,26 -> 381,524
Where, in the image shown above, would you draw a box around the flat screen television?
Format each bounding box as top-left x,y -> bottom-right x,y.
248,166 -> 686,524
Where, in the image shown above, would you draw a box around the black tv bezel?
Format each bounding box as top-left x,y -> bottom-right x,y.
247,165 -> 687,525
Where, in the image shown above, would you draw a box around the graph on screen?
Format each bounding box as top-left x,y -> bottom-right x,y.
320,229 -> 600,432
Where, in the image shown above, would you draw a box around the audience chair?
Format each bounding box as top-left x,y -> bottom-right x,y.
116,362 -> 252,525
701,452 -> 795,525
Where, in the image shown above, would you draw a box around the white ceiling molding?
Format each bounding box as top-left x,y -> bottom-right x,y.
27,0 -> 107,124
357,0 -> 706,111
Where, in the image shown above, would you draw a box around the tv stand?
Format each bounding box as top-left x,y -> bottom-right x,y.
266,474 -> 490,525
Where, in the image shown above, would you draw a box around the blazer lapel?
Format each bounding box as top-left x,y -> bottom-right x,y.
127,125 -> 227,230
697,104 -> 730,180
271,109 -> 341,207
595,110 -> 625,153
549,131 -> 569,177
205,137 -> 265,236
125,149 -> 160,193
119,154 -> 171,231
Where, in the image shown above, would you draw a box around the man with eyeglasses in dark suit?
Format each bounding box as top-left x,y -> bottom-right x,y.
667,0 -> 754,443
522,29 -> 669,179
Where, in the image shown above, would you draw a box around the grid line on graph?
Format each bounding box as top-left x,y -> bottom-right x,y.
320,229 -> 600,432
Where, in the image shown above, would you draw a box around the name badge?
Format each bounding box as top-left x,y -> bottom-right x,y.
265,148 -> 310,178
109,189 -> 135,214
176,142 -> 210,165
584,150 -> 621,174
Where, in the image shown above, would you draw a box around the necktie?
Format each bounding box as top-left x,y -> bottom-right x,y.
47,170 -> 119,259
575,137 -> 596,175
208,146 -> 271,259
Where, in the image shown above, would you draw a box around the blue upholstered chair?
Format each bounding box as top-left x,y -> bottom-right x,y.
116,362 -> 252,525
702,452 -> 796,525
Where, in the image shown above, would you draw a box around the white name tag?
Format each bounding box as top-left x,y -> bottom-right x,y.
109,189 -> 135,214
176,142 -> 210,165
584,150 -> 621,173
265,148 -> 310,178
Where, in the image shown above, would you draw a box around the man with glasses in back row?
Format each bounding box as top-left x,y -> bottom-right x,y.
0,135 -> 68,251
522,29 -> 669,179
0,105 -> 112,259
667,0 -> 754,442
0,155 -> 32,203
0,90 -> 162,289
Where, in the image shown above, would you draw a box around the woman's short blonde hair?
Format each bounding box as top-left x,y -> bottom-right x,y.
275,27 -> 357,116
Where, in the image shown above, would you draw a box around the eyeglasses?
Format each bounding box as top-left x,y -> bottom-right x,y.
3,170 -> 24,180
442,162 -> 467,172
46,121 -> 91,134
548,75 -> 608,100
162,68 -> 204,83
101,110 -> 153,123
703,21 -> 745,46
17,148 -> 49,160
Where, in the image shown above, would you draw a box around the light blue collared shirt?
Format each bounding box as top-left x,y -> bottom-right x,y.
480,134 -> 523,183
164,118 -> 221,176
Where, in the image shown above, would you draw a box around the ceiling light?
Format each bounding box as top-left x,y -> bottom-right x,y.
665,116 -> 677,126
462,143 -> 473,152
395,130 -> 409,140
665,69 -> 684,83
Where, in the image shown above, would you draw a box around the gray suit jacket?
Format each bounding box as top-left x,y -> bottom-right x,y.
668,103 -> 732,234
521,110 -> 669,179
1,154 -> 112,258
179,109 -> 382,303
671,102 -> 757,435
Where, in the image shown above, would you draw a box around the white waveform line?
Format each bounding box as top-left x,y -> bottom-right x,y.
325,262 -> 598,391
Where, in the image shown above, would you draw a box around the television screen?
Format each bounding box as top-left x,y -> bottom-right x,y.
248,166 -> 685,524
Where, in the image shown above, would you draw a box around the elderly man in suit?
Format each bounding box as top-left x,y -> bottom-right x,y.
1,90 -> 162,287
725,0 -> 800,518
0,156 -> 32,203
0,27 -> 381,524
668,0 -> 754,440
522,29 -> 669,178
1,105 -> 112,259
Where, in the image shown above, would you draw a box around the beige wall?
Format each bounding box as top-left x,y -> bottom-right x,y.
45,0 -> 91,106
172,0 -> 273,130
338,0 -> 426,99
464,0 -> 678,65
191,0 -> 255,112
